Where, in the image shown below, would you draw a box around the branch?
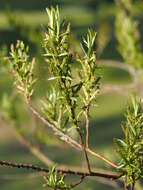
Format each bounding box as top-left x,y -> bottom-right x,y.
77,128 -> 91,173
29,104 -> 81,150
101,83 -> 135,96
100,77 -> 143,97
85,107 -> 90,149
0,116 -> 55,167
0,160 -> 122,180
86,148 -> 118,168
29,103 -> 118,168
71,175 -> 86,188
98,60 -> 143,97
98,60 -> 136,79
0,114 -> 117,177
14,131 -> 55,166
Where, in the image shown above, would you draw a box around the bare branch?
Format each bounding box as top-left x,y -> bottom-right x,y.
71,175 -> 86,188
86,148 -> 118,168
77,128 -> 91,173
14,132 -> 55,166
98,60 -> 136,78
29,103 -> 118,168
97,60 -> 143,98
100,78 -> 143,98
0,116 -> 55,167
29,104 -> 81,150
101,83 -> 135,96
85,107 -> 90,149
0,160 -> 122,180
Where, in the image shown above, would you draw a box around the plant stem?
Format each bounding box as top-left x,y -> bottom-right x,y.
85,106 -> 90,149
0,160 -> 122,179
0,115 -> 54,167
98,60 -> 136,78
29,104 -> 118,168
77,128 -> 91,173
86,148 -> 118,168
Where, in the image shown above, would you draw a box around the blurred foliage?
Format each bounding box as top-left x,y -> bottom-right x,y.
43,166 -> 71,190
0,0 -> 114,10
115,97 -> 143,186
0,1 -> 143,190
115,0 -> 143,69
10,41 -> 36,100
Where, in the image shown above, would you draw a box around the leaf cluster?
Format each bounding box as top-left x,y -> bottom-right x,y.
10,41 -> 36,100
42,7 -> 100,131
115,97 -> 143,185
43,167 -> 71,190
115,0 -> 143,69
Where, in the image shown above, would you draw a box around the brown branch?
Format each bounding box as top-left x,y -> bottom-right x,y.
100,79 -> 143,97
71,175 -> 86,188
86,148 -> 118,168
101,83 -> 135,96
97,60 -> 143,98
29,104 -> 118,168
29,104 -> 81,150
77,128 -> 91,173
14,132 -> 55,166
97,60 -> 136,78
0,116 -> 55,167
0,114 -> 118,179
85,107 -> 90,149
0,160 -> 123,180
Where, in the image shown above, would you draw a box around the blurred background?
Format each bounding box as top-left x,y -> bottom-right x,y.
0,0 -> 143,190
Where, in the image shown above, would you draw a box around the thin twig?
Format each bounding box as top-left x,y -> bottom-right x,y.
86,148 -> 118,168
14,132 -> 55,166
0,160 -> 122,179
85,107 -> 90,149
98,60 -> 143,98
29,104 -> 81,150
101,83 -> 135,96
100,77 -> 143,97
0,116 -> 55,167
0,115 -> 118,177
98,60 -> 136,78
77,128 -> 91,173
29,104 -> 118,168
71,175 -> 86,188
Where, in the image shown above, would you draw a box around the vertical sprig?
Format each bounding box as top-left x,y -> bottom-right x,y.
42,7 -> 102,173
42,7 -> 102,172
10,41 -> 36,101
8,7 -> 115,177
43,166 -> 71,190
115,0 -> 143,69
43,7 -> 81,130
115,97 -> 143,187
78,30 -> 100,148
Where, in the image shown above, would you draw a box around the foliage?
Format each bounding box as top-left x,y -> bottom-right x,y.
115,0 -> 143,69
0,3 -> 143,190
7,7 -> 100,188
43,167 -> 71,190
10,41 -> 36,100
115,97 -> 143,186
41,6 -> 100,132
1,94 -> 17,123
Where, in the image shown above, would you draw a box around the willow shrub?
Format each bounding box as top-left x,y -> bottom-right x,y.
1,2 -> 143,190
